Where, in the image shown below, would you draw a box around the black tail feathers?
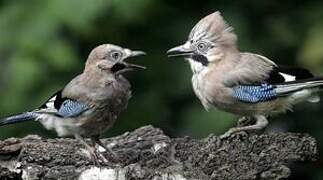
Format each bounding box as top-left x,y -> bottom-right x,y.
0,112 -> 36,126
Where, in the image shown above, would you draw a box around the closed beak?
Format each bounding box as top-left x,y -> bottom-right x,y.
167,45 -> 194,58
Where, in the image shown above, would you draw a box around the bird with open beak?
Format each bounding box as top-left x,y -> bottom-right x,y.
167,11 -> 323,138
0,44 -> 146,163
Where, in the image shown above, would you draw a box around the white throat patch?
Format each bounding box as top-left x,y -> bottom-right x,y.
187,58 -> 206,74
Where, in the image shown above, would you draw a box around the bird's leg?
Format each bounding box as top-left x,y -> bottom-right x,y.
91,135 -> 120,161
220,115 -> 268,139
74,134 -> 101,165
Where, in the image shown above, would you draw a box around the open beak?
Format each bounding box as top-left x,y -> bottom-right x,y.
167,45 -> 194,58
113,50 -> 146,74
124,50 -> 147,70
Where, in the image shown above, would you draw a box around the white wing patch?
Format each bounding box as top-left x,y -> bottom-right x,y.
45,95 -> 57,109
308,95 -> 320,103
279,72 -> 296,82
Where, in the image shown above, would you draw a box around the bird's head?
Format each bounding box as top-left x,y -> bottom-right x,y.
85,44 -> 146,75
167,11 -> 237,74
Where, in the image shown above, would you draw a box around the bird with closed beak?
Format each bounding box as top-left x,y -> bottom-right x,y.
0,44 -> 146,163
167,11 -> 323,138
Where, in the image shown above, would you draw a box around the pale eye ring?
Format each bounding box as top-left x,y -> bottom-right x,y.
197,42 -> 208,52
109,51 -> 122,60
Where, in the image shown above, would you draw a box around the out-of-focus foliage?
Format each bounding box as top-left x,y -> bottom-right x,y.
0,0 -> 323,179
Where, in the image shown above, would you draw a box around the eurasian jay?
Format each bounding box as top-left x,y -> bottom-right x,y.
0,44 -> 146,162
167,11 -> 323,138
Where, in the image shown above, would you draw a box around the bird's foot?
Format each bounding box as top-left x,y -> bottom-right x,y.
94,139 -> 120,162
80,143 -> 108,166
95,151 -> 110,165
220,128 -> 249,140
87,147 -> 102,166
222,115 -> 268,140
88,148 -> 111,166
237,116 -> 255,127
75,134 -> 111,166
98,146 -> 120,162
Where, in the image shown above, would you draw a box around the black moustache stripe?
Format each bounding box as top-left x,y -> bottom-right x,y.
191,54 -> 209,66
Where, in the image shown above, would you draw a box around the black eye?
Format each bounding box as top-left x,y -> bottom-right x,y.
110,51 -> 122,60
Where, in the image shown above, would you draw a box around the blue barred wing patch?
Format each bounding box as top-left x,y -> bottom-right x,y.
57,100 -> 88,118
232,84 -> 277,103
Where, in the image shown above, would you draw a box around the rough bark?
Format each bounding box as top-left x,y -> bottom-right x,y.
0,126 -> 318,180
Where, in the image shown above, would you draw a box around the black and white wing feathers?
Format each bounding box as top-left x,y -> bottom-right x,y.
233,53 -> 323,103
39,90 -> 89,118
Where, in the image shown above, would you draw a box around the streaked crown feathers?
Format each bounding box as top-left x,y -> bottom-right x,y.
189,11 -> 237,47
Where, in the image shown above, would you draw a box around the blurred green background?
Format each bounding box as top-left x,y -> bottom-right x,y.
0,0 -> 323,179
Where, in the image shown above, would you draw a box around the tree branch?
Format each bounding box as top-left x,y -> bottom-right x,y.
0,126 -> 318,180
